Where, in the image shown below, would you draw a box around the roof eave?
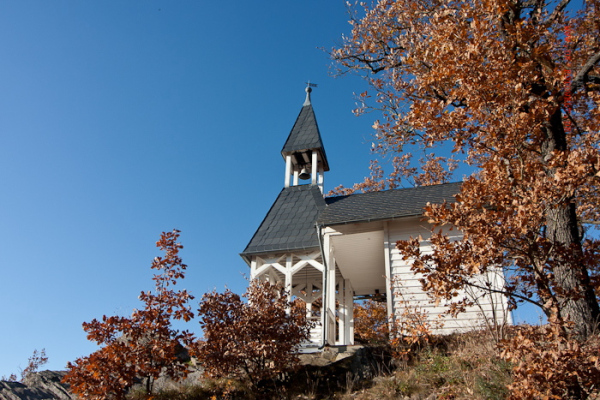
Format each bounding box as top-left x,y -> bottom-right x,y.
317,212 -> 425,227
280,148 -> 330,172
239,244 -> 321,262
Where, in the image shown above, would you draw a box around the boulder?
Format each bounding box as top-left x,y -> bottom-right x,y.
289,345 -> 392,394
0,371 -> 74,400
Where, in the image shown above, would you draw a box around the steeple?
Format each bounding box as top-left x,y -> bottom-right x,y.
281,84 -> 329,192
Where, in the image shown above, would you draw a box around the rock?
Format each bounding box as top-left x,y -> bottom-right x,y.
0,371 -> 74,400
145,369 -> 204,393
290,345 -> 393,395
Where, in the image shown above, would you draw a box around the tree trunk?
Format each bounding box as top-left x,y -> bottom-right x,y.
545,203 -> 600,338
543,109 -> 600,339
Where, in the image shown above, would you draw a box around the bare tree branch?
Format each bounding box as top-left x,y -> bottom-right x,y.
464,280 -> 544,309
580,220 -> 600,225
547,0 -> 571,26
572,50 -> 600,92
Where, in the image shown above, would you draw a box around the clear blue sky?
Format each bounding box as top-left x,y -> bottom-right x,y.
0,1 -> 542,377
0,0 -> 378,376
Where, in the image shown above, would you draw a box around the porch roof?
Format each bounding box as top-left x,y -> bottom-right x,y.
318,182 -> 461,226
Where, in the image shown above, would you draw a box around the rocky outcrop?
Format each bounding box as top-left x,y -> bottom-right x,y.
0,347 -> 388,399
0,371 -> 74,400
289,345 -> 392,394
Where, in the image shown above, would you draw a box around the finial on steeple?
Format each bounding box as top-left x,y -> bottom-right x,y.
304,81 -> 318,106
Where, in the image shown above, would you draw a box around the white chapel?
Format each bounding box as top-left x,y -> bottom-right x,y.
240,86 -> 511,350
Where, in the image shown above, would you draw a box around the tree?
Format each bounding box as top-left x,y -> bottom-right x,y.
196,280 -> 312,386
1,349 -> 48,383
333,0 -> 600,339
20,348 -> 48,382
63,230 -> 195,399
354,300 -> 390,344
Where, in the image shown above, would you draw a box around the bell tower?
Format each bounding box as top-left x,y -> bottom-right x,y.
242,84 -> 353,349
281,84 -> 330,192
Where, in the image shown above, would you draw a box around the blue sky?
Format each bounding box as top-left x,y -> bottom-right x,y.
0,1 -> 546,377
0,0 -> 379,376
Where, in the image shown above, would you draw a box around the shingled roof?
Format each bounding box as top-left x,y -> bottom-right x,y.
281,103 -> 330,172
241,185 -> 327,257
318,182 -> 461,226
241,182 -> 461,258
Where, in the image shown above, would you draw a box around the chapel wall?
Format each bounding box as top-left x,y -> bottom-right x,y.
387,219 -> 511,335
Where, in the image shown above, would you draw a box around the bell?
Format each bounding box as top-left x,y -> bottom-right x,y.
298,168 -> 311,180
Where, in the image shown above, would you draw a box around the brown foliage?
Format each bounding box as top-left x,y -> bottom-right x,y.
195,280 -> 313,385
334,0 -> 600,339
63,230 -> 196,399
0,373 -> 17,382
390,306 -> 439,360
354,300 -> 390,344
353,294 -> 440,361
1,349 -> 48,383
389,284 -> 444,360
501,323 -> 600,399
20,348 -> 48,382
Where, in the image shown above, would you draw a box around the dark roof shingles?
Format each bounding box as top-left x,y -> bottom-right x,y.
281,104 -> 325,153
317,182 -> 461,226
241,185 -> 326,256
241,182 -> 461,256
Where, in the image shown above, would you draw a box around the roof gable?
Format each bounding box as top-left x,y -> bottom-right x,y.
241,185 -> 327,256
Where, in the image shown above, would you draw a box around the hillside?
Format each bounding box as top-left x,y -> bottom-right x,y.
0,331 -> 513,400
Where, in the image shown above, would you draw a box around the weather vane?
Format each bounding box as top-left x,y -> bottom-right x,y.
305,81 -> 318,89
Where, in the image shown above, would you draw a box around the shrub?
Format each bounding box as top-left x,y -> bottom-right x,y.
501,323 -> 600,399
63,230 -> 196,399
196,280 -> 312,386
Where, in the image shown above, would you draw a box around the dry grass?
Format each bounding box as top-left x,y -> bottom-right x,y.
127,330 -> 512,399
335,330 -> 511,400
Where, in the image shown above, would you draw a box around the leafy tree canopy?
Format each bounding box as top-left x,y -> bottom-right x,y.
334,0 -> 600,339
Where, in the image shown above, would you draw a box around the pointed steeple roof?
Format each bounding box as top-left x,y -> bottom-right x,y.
281,87 -> 330,172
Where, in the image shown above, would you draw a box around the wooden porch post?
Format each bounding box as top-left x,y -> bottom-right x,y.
344,278 -> 354,345
285,255 -> 293,311
327,252 -> 337,345
323,232 -> 337,346
337,279 -> 345,345
383,221 -> 395,331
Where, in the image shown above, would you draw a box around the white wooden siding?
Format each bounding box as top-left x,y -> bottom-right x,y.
387,218 -> 511,334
